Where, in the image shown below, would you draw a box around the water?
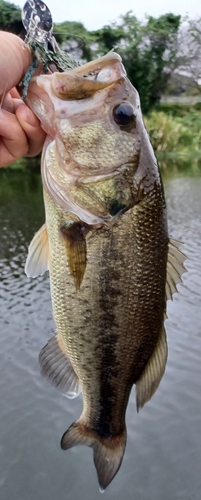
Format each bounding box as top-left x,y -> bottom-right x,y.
0,170 -> 200,500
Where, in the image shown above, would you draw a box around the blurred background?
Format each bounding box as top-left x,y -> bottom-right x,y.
0,1 -> 201,499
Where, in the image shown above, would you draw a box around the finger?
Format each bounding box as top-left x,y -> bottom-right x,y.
1,92 -> 15,113
0,108 -> 29,167
13,98 -> 27,112
2,93 -> 28,114
10,87 -> 21,99
0,33 -> 31,95
16,103 -> 46,157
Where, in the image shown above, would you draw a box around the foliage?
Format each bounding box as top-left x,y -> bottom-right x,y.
53,21 -> 94,61
0,0 -> 23,34
176,17 -> 201,94
145,106 -> 201,172
91,12 -> 181,112
155,101 -> 201,117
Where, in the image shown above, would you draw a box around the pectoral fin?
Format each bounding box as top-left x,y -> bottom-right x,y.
60,223 -> 87,289
25,223 -> 49,277
135,323 -> 168,411
166,238 -> 187,301
39,334 -> 81,398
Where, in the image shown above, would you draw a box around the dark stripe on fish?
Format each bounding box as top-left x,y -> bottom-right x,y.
93,237 -> 127,437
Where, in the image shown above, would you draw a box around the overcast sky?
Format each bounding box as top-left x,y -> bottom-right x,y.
13,0 -> 200,30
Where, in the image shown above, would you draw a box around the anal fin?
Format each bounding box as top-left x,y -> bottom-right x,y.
166,238 -> 187,301
136,323 -> 168,411
39,334 -> 81,398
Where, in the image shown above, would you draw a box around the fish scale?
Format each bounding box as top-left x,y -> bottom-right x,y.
43,183 -> 167,423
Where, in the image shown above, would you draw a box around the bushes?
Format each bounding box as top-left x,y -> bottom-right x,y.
145,106 -> 201,173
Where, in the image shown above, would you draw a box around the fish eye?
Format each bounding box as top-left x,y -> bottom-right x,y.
113,102 -> 136,128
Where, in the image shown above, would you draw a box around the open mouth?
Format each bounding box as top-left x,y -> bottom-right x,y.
32,52 -> 127,100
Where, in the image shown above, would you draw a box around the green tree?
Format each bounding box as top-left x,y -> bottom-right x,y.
90,23 -> 125,54
92,12 -> 181,112
0,0 -> 23,34
54,21 -> 94,61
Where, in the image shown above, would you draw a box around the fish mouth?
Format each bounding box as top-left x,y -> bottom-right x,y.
33,52 -> 127,100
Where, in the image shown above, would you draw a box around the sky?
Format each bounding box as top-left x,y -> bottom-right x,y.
12,0 -> 201,30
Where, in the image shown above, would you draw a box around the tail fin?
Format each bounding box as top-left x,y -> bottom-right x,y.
61,420 -> 126,491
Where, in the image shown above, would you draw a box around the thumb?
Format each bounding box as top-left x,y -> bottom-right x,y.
0,32 -> 31,95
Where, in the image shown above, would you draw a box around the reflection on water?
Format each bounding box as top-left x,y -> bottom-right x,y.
0,170 -> 201,500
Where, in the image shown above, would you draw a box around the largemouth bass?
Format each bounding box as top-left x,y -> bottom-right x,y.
25,52 -> 186,491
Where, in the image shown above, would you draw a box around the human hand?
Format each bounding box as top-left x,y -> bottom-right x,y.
0,32 -> 46,167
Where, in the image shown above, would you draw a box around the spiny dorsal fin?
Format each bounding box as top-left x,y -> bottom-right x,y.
39,334 -> 81,398
61,421 -> 126,492
135,323 -> 168,411
166,238 -> 187,301
25,223 -> 49,277
60,223 -> 87,289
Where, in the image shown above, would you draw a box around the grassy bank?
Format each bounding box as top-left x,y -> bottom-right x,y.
145,103 -> 201,174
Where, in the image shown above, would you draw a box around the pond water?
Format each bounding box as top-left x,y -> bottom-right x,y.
0,170 -> 200,500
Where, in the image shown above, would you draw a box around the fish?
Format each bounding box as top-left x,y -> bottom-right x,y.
25,52 -> 186,491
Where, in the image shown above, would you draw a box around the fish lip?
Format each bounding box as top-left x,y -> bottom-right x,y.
32,52 -> 124,80
32,52 -> 127,99
63,52 -> 124,76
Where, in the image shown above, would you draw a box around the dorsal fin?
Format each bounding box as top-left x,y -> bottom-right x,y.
25,223 -> 49,278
